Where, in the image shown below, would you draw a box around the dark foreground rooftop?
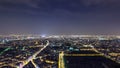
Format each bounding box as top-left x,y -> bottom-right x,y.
64,51 -> 120,68
64,56 -> 120,68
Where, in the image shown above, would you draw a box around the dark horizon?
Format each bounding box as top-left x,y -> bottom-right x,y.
0,0 -> 120,35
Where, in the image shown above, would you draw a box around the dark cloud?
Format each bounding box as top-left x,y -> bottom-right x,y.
0,0 -> 119,17
0,0 -> 120,35
82,0 -> 120,7
0,0 -> 39,8
0,0 -> 120,10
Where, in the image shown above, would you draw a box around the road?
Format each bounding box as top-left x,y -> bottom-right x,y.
0,47 -> 12,55
59,51 -> 65,68
18,40 -> 49,68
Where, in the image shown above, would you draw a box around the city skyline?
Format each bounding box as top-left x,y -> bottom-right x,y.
0,0 -> 120,35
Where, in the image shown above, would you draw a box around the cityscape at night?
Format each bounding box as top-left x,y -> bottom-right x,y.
0,0 -> 120,68
0,35 -> 120,68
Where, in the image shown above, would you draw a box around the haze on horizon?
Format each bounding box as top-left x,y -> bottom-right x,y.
0,0 -> 120,35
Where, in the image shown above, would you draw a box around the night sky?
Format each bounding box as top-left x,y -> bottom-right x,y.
0,0 -> 120,35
